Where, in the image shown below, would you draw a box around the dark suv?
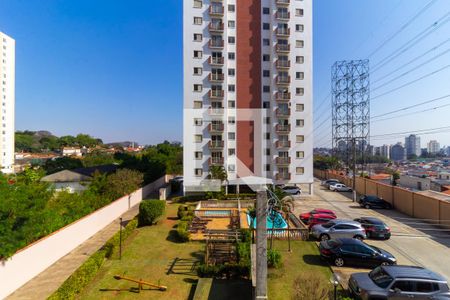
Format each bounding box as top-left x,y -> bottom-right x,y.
359,195 -> 392,209
349,265 -> 450,299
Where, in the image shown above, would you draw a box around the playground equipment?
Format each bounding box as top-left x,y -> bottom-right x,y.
113,275 -> 167,291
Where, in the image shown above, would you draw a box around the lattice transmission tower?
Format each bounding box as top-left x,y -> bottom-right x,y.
331,60 -> 370,168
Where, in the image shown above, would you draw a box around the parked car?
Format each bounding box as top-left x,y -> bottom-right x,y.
308,213 -> 337,230
282,185 -> 301,195
348,265 -> 450,300
354,217 -> 391,240
359,195 -> 392,209
321,179 -> 340,188
330,183 -> 353,192
172,176 -> 184,183
310,219 -> 367,241
319,238 -> 396,268
299,208 -> 336,224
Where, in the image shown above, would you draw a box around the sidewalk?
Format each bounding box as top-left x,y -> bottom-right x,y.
6,204 -> 140,300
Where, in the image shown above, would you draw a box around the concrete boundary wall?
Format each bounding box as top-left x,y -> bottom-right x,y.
315,169 -> 450,229
0,175 -> 171,299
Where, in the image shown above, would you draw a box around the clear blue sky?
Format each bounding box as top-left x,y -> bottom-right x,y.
0,0 -> 449,147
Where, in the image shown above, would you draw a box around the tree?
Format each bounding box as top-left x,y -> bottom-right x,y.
278,194 -> 295,252
208,165 -> 227,182
43,157 -> 83,174
104,169 -> 144,200
82,151 -> 116,167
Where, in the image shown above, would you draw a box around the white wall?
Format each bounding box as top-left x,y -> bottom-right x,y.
0,175 -> 171,299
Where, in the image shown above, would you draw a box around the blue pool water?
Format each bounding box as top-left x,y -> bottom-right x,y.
246,212 -> 288,229
204,210 -> 231,217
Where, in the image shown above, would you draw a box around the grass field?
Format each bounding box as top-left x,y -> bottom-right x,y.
78,204 -> 204,300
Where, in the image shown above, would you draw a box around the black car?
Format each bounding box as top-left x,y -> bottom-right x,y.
359,195 -> 392,209
354,217 -> 391,240
319,238 -> 396,268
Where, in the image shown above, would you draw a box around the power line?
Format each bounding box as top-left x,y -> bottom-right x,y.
371,125 -> 450,138
367,0 -> 438,58
313,92 -> 331,115
371,102 -> 450,123
372,64 -> 450,100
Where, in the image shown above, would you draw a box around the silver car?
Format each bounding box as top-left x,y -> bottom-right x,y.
330,183 -> 352,192
310,219 -> 367,241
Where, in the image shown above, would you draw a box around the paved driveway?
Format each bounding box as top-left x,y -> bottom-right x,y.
293,179 -> 450,285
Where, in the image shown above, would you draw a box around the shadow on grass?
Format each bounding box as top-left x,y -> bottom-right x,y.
190,250 -> 205,261
187,281 -> 198,300
167,216 -> 179,221
302,254 -> 329,267
166,229 -> 184,243
99,287 -> 166,294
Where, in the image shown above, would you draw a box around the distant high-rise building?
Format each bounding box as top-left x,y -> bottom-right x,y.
391,143 -> 406,161
427,140 -> 440,155
0,32 -> 15,174
405,134 -> 421,158
380,144 -> 390,159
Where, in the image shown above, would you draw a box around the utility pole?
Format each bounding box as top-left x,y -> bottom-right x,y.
255,191 -> 267,300
352,138 -> 357,202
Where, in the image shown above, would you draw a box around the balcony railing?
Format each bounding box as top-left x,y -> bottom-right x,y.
209,73 -> 224,82
209,22 -> 224,32
276,0 -> 290,5
276,108 -> 291,117
209,157 -> 224,166
209,140 -> 224,149
275,124 -> 291,133
209,57 -> 224,66
208,108 -> 224,115
276,140 -> 291,148
276,76 -> 291,85
209,39 -> 224,49
276,173 -> 291,180
276,157 -> 291,165
276,60 -> 290,69
275,92 -> 290,101
276,43 -> 290,53
208,123 -> 224,132
275,28 -> 290,36
275,12 -> 290,20
209,90 -> 224,99
209,6 -> 224,16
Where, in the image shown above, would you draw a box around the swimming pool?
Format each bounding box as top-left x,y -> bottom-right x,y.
203,210 -> 231,217
246,211 -> 288,229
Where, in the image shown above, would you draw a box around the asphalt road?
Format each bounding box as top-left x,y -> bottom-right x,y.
293,179 -> 450,285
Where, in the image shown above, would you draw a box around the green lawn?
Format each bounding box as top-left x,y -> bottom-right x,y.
78,204 -> 204,300
268,240 -> 334,300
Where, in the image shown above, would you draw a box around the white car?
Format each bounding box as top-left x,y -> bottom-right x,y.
282,186 -> 302,195
329,183 -> 352,192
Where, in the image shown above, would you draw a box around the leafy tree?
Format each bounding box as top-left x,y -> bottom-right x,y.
39,136 -> 61,151
313,155 -> 342,170
59,135 -> 77,147
82,151 -> 116,167
43,157 -> 83,174
104,169 -> 144,200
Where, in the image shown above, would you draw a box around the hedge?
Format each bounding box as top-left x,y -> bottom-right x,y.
48,218 -> 138,299
197,263 -> 249,279
138,200 -> 165,226
177,221 -> 190,242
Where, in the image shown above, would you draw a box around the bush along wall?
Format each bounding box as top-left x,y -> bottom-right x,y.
138,200 -> 165,226
48,218 -> 138,299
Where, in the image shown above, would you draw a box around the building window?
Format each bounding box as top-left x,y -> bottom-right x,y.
193,33 -> 202,42
263,7 -> 270,14
193,0 -> 202,8
228,100 -> 235,108
228,20 -> 235,28
296,151 -> 305,159
194,17 -> 202,25
194,50 -> 203,58
263,23 -> 270,30
228,68 -> 235,76
193,84 -> 203,92
296,72 -> 304,80
296,135 -> 305,143
195,135 -> 203,143
263,101 -> 270,108
265,164 -> 271,171
193,67 -> 203,75
228,4 -> 235,12
263,85 -> 270,93
295,9 -> 304,16
296,24 -> 304,32
263,38 -> 270,46
194,118 -> 203,126
296,40 -> 304,48
195,151 -> 203,159
228,116 -> 235,124
265,148 -> 271,155
228,85 -> 235,92
296,119 -> 304,127
296,103 -> 304,111
296,167 -> 304,175
228,36 -> 235,44
228,52 -> 235,60
296,56 -> 304,64
265,133 -> 271,139
229,148 -> 236,156
296,88 -> 304,95
228,164 -> 236,172
264,117 -> 271,124
263,70 -> 270,77
194,101 -> 203,109
262,54 -> 270,61
228,132 -> 235,140
195,168 -> 203,176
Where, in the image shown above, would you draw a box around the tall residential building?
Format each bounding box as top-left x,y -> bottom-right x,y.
380,144 -> 390,159
391,143 -> 406,161
427,140 -> 440,155
183,0 -> 313,192
0,32 -> 15,174
405,134 -> 420,158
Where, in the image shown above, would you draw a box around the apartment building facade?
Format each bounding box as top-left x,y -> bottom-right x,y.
183,0 -> 313,192
0,32 -> 15,174
405,134 -> 421,158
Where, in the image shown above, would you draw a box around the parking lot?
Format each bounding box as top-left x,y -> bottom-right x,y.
293,179 -> 450,287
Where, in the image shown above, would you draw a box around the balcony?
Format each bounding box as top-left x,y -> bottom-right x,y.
276,60 -> 290,69
275,28 -> 290,37
208,108 -> 224,116
209,140 -> 224,149
209,6 -> 224,16
275,92 -> 290,102
276,157 -> 291,165
209,22 -> 224,33
276,140 -> 291,148
209,90 -> 224,99
276,0 -> 290,5
276,75 -> 291,85
275,124 -> 291,133
276,108 -> 291,117
276,172 -> 291,181
209,157 -> 224,166
209,39 -> 224,49
209,73 -> 224,83
275,43 -> 290,53
209,56 -> 224,66
275,12 -> 290,20
208,123 -> 224,132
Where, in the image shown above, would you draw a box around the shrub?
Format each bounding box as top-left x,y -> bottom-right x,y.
237,242 -> 251,265
239,228 -> 252,243
180,215 -> 194,222
177,221 -> 190,242
138,200 -> 165,226
177,205 -> 193,219
291,272 -> 330,300
267,249 -> 282,268
196,263 -> 249,279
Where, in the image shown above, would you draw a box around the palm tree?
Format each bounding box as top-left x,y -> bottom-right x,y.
208,165 -> 227,182
278,195 -> 295,252
267,186 -> 295,251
